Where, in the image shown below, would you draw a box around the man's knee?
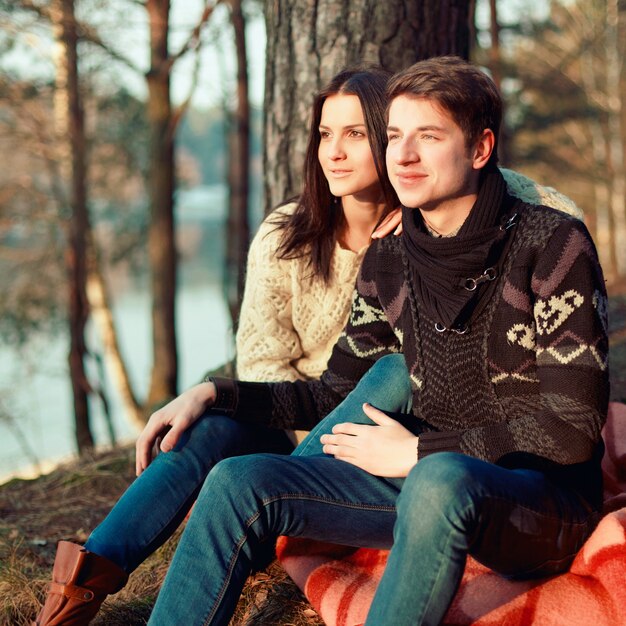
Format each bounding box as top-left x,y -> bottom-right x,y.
397,452 -> 479,525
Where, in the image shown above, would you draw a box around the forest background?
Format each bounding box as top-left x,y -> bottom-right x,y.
0,0 -> 625,483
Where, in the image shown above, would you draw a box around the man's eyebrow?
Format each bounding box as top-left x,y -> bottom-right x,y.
386,124 -> 446,132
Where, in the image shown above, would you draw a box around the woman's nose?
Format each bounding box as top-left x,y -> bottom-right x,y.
328,138 -> 346,160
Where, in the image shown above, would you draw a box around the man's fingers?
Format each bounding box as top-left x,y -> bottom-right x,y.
362,403 -> 395,426
160,424 -> 183,453
321,432 -> 360,448
322,443 -> 357,459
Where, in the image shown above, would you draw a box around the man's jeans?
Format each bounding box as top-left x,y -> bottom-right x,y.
86,355 -> 598,626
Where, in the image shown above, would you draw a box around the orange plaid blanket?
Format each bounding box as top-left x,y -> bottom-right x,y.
277,402 -> 626,626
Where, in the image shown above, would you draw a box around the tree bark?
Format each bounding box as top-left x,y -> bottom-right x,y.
263,0 -> 471,212
53,0 -> 94,454
145,0 -> 178,409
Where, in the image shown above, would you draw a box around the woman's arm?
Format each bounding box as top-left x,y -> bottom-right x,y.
236,209 -> 305,382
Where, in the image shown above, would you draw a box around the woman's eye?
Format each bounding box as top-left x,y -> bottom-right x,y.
319,130 -> 330,139
349,130 -> 364,138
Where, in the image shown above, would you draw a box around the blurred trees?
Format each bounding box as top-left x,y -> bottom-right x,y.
492,0 -> 625,285
224,0 -> 251,324
0,0 -> 228,454
52,0 -> 94,451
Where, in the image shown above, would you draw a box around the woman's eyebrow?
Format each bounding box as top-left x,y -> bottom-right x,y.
319,123 -> 366,130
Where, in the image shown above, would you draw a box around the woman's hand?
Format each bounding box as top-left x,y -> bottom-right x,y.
371,208 -> 403,239
135,381 -> 216,476
320,403 -> 418,477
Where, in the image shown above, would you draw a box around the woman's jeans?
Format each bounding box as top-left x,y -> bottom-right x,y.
86,355 -> 598,626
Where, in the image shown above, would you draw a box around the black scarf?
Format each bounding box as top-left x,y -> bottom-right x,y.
402,168 -> 517,331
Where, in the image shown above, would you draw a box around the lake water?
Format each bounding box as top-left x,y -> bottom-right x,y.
0,185 -> 246,482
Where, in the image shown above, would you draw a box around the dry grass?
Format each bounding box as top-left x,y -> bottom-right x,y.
0,448 -> 322,626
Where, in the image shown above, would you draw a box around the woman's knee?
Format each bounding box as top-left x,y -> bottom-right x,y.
359,354 -> 412,411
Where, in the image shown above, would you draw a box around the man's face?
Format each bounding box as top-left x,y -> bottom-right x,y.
386,95 -> 480,212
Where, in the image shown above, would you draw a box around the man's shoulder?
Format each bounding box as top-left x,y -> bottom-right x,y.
361,235 -> 405,274
514,201 -> 584,248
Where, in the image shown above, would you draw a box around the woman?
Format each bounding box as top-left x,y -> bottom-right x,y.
34,65 -> 401,626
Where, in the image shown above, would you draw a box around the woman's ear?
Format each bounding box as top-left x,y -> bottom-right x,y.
471,129 -> 496,170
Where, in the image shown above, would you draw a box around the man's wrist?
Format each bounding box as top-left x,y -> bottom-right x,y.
204,376 -> 238,415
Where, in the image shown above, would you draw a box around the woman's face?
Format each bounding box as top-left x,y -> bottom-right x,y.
317,94 -> 382,202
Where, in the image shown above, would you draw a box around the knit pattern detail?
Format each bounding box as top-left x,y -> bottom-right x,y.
236,203 -> 366,382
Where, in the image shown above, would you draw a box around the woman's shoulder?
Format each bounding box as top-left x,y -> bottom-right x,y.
501,168 -> 583,219
252,201 -> 297,243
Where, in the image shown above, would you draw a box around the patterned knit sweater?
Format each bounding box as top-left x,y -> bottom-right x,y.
214,202 -> 609,508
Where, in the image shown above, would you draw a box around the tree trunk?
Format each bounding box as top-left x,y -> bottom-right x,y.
605,0 -> 625,277
86,255 -> 144,431
488,0 -> 509,165
224,0 -> 250,325
145,0 -> 178,409
263,0 -> 471,212
53,0 -> 94,454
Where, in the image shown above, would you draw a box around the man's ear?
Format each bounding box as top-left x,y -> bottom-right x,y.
471,129 -> 495,170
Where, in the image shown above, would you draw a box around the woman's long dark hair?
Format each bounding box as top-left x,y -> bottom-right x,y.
271,67 -> 398,284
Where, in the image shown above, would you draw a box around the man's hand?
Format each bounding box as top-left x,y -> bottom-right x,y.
371,208 -> 403,239
320,403 -> 418,477
135,381 -> 216,476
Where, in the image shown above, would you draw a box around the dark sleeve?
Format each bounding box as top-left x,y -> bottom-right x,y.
209,243 -> 403,430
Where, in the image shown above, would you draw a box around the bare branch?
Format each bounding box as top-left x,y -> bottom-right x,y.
165,0 -> 223,72
77,21 -> 143,75
169,39 -> 203,137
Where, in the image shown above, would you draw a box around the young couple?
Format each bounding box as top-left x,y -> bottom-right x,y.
36,57 -> 608,626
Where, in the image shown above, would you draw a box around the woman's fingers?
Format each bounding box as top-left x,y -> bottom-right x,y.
371,208 -> 402,239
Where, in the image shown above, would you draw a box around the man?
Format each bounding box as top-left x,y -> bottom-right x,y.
52,57 -> 610,625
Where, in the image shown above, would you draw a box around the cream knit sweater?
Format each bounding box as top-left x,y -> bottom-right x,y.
236,202 -> 367,382
236,171 -> 583,384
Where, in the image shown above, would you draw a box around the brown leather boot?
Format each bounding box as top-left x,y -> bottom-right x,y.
34,541 -> 128,626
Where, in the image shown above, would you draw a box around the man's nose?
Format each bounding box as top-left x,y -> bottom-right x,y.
393,138 -> 418,164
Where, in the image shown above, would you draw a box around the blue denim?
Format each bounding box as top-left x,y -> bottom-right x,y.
85,416 -> 294,572
146,354 -> 598,625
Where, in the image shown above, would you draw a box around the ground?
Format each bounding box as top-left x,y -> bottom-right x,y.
2,295 -> 626,625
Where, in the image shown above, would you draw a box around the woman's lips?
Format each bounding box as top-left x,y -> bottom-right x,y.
328,169 -> 353,177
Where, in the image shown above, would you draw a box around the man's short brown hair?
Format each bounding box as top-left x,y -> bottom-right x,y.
387,56 -> 502,166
